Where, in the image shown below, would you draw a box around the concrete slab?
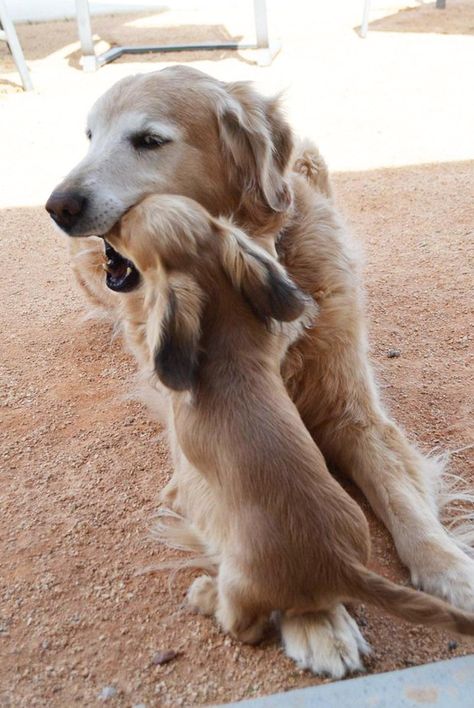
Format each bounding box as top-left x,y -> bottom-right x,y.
225,655 -> 474,707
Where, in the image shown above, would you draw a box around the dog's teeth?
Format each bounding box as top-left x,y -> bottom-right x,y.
102,259 -> 114,273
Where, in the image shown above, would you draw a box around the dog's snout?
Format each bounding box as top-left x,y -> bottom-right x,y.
45,191 -> 87,231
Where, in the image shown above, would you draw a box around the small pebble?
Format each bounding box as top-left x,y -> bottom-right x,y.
387,349 -> 401,358
448,640 -> 458,651
151,649 -> 179,666
99,686 -> 117,700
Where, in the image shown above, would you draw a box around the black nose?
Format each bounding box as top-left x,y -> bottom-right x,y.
45,191 -> 86,231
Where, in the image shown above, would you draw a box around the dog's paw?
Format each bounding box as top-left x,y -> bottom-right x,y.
187,575 -> 218,616
411,552 -> 474,612
280,605 -> 370,679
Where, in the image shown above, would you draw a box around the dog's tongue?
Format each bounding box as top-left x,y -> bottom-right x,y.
103,239 -> 140,292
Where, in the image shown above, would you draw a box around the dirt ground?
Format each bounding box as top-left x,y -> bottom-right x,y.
1,1 -> 474,706
1,160 -> 473,706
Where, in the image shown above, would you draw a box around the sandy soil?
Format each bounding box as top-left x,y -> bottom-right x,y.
1,1 -> 474,706
1,160 -> 473,706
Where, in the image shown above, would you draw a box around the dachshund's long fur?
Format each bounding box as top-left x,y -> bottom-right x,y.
106,195 -> 474,650
50,66 -> 474,675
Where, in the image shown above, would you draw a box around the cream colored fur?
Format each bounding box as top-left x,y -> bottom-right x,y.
48,66 -> 474,677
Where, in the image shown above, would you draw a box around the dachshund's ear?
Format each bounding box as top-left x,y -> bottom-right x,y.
219,227 -> 312,324
150,274 -> 204,391
218,83 -> 293,216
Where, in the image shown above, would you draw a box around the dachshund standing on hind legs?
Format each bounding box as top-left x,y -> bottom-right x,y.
98,195 -> 474,674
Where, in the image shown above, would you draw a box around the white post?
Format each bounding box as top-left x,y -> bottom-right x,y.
0,0 -> 33,90
75,0 -> 98,71
361,0 -> 371,38
253,0 -> 269,48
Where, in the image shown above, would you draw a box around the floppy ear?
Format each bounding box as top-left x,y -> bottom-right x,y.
219,227 -> 311,324
218,83 -> 293,216
150,273 -> 205,391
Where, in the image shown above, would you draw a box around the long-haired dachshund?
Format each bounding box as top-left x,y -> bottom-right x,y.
102,194 -> 474,659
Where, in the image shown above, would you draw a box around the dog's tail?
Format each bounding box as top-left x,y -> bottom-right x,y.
349,563 -> 474,635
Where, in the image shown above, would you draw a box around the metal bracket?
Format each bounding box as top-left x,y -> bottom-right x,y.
75,0 -> 279,71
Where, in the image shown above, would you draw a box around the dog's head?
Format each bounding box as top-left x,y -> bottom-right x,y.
45,66 -> 294,238
106,195 -> 310,392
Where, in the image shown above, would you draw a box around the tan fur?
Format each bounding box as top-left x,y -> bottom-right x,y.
52,66 -> 474,675
108,195 -> 474,651
292,138 -> 333,198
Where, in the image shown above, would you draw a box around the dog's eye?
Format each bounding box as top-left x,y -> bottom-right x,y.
86,128 -> 92,140
131,133 -> 170,150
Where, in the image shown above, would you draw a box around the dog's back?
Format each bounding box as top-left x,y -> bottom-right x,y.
158,221 -> 371,612
186,368 -> 370,609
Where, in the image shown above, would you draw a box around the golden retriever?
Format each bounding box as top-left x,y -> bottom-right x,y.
46,66 -> 474,676
104,194 -> 474,666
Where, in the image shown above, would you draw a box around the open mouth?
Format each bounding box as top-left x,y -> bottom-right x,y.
103,239 -> 140,292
